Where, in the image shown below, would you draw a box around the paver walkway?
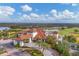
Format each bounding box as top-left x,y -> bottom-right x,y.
25,43 -> 59,56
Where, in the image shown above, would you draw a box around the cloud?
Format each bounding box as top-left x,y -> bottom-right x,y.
19,9 -> 79,23
22,14 -> 31,20
71,3 -> 78,6
50,9 -> 76,20
49,9 -> 79,23
61,3 -> 78,7
20,13 -> 51,23
30,13 -> 39,18
0,4 -> 79,23
21,13 -> 39,20
50,9 -> 57,17
0,6 -> 15,16
21,4 -> 32,12
62,10 -> 74,18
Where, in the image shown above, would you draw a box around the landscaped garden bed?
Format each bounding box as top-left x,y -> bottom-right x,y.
0,48 -> 6,54
19,46 -> 43,56
45,36 -> 70,56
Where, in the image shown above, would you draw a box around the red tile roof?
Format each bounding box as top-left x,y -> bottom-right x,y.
34,29 -> 46,39
16,28 -> 46,40
16,34 -> 32,40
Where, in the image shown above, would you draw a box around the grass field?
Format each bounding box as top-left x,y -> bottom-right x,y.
59,27 -> 79,35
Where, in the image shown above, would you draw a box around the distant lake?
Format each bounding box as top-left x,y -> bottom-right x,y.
0,27 -> 11,30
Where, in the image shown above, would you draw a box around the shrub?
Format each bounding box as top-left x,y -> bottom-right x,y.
0,49 -> 6,54
14,43 -> 20,48
21,47 -> 43,56
55,41 -> 70,56
64,35 -> 76,43
74,29 -> 79,33
46,36 -> 70,56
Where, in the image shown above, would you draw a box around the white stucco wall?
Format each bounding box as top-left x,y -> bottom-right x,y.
20,41 -> 24,46
56,34 -> 59,39
32,32 -> 37,38
13,40 -> 17,45
29,38 -> 32,43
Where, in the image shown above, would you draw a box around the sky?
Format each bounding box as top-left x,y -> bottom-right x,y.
0,3 -> 79,23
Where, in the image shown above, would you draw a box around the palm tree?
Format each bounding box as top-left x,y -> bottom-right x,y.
46,36 -> 57,48
56,41 -> 70,56
41,42 -> 51,52
36,41 -> 51,52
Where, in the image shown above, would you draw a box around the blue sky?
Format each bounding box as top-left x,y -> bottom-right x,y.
0,3 -> 79,23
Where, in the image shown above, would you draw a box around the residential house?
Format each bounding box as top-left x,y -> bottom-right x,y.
44,29 -> 62,41
13,33 -> 32,46
13,28 -> 61,46
13,28 -> 46,46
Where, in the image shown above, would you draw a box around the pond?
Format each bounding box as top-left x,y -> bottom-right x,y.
0,27 -> 11,31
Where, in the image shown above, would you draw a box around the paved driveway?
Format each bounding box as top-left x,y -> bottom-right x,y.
0,40 -> 30,56
0,39 -> 13,44
0,40 -> 59,56
1,48 -> 30,56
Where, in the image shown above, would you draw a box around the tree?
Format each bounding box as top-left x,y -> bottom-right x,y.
0,30 -> 8,39
56,41 -> 70,56
46,36 -> 70,56
61,27 -> 65,30
36,41 -> 51,52
74,29 -> 79,33
41,42 -> 51,51
46,36 -> 57,48
64,35 -> 76,43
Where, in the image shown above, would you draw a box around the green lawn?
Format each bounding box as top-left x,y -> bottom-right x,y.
0,29 -> 22,38
59,27 -> 79,35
